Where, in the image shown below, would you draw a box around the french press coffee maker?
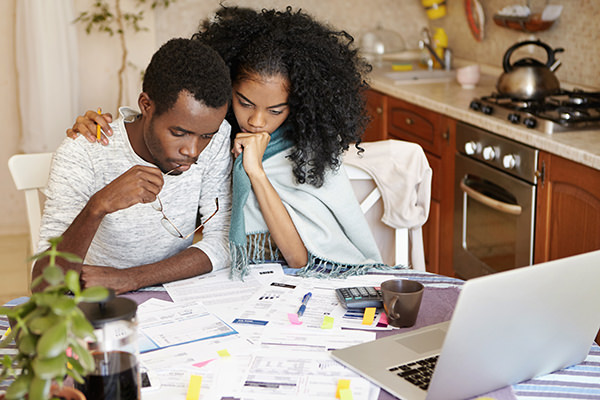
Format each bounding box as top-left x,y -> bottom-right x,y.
77,293 -> 140,400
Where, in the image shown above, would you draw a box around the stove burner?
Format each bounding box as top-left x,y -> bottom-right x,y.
471,89 -> 600,133
558,108 -> 589,120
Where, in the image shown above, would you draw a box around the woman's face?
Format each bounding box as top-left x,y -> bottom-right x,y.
232,72 -> 290,134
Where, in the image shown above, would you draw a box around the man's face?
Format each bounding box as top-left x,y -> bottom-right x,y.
145,91 -> 228,175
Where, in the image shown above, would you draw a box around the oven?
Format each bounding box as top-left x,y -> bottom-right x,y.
453,122 -> 538,279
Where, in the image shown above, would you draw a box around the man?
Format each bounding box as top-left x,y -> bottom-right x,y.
33,38 -> 232,294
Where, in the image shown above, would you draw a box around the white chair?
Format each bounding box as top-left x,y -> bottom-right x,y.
8,152 -> 54,255
345,164 -> 412,268
344,140 -> 432,271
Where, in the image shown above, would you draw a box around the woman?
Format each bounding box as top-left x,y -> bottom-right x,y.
69,6 -> 392,279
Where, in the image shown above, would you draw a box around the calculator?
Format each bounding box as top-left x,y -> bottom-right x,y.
335,286 -> 383,309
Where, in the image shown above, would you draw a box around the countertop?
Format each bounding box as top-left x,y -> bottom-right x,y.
368,66 -> 600,171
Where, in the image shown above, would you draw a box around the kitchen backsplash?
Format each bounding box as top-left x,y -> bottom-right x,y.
157,0 -> 599,89
434,0 -> 600,89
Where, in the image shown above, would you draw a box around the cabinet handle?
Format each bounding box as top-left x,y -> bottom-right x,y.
442,129 -> 449,141
376,107 -> 383,115
405,117 -> 414,125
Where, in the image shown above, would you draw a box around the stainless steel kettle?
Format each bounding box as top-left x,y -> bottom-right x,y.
496,40 -> 564,100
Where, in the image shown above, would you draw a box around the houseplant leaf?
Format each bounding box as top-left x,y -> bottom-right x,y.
42,265 -> 64,286
4,373 -> 32,400
32,353 -> 68,380
36,321 -> 68,359
27,375 -> 51,400
28,315 -> 60,335
17,331 -> 37,356
64,269 -> 81,295
80,286 -> 110,302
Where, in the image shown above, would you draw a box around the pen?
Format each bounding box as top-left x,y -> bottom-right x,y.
96,108 -> 102,141
297,292 -> 312,317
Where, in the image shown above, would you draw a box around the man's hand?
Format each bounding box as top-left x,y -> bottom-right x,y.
81,265 -> 135,294
91,165 -> 165,215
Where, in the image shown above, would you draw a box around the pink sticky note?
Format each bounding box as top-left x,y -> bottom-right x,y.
378,312 -> 388,325
288,313 -> 303,325
193,358 -> 216,368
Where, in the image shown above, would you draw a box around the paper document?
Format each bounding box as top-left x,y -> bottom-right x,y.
137,299 -> 237,353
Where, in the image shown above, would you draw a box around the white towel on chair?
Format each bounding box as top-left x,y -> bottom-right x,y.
343,140 -> 432,230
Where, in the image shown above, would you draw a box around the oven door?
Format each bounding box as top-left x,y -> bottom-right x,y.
453,153 -> 536,279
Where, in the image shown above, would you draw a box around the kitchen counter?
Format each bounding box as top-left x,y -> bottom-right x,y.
368,67 -> 600,171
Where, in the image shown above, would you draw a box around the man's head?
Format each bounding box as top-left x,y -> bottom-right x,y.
143,38 -> 231,115
136,38 -> 231,174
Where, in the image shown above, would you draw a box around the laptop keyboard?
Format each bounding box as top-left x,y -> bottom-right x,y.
388,355 -> 439,390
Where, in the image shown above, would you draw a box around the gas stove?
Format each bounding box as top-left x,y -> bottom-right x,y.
469,89 -> 600,134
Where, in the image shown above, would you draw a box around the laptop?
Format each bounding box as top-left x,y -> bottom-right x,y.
331,250 -> 600,400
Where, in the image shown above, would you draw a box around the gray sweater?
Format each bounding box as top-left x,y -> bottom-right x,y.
38,108 -> 232,271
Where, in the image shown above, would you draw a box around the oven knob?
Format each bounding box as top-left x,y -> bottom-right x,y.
523,117 -> 537,129
469,100 -> 481,111
464,141 -> 478,155
482,146 -> 496,160
502,154 -> 517,169
508,113 -> 521,124
481,105 -> 493,115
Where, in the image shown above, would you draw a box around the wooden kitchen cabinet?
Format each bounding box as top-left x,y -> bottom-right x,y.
363,89 -> 387,142
362,90 -> 455,277
534,151 -> 600,263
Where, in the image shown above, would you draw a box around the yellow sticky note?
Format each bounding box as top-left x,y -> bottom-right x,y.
362,307 -> 376,325
186,375 -> 202,400
340,388 -> 354,400
336,379 -> 351,398
217,349 -> 230,358
321,315 -> 334,329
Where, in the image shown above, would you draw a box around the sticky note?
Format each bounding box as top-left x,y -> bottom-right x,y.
186,375 -> 202,400
362,307 -> 376,325
321,315 -> 334,329
336,379 -> 351,398
288,313 -> 302,325
217,349 -> 230,358
378,312 -> 388,325
392,63 -> 413,71
340,388 -> 354,400
193,359 -> 215,368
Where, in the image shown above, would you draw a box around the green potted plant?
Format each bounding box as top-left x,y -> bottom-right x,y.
0,237 -> 109,400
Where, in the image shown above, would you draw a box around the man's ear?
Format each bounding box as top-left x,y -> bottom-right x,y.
138,93 -> 153,116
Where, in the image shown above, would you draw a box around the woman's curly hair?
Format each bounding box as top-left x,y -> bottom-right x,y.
193,6 -> 372,187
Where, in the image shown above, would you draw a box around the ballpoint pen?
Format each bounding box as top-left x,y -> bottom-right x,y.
96,108 -> 102,141
297,292 -> 312,317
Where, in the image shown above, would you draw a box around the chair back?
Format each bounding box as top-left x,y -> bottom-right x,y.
345,163 -> 415,268
8,153 -> 53,255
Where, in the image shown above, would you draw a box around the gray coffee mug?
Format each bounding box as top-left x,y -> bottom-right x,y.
381,279 -> 424,328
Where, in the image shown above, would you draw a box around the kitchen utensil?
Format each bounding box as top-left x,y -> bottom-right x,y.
465,0 -> 485,41
496,40 -> 564,100
360,27 -> 406,64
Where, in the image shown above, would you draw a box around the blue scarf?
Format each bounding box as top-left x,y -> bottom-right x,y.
229,124 -> 293,277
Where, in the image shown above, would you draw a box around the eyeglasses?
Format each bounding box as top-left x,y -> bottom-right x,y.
151,168 -> 218,239
152,196 -> 219,240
